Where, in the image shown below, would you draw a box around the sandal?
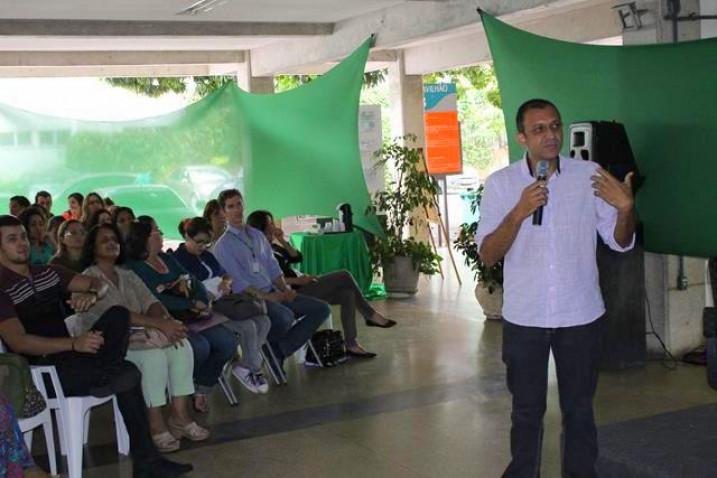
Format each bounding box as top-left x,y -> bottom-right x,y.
168,417 -> 210,442
152,431 -> 181,453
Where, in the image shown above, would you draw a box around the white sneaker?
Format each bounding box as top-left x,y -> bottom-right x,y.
253,372 -> 269,394
232,364 -> 260,394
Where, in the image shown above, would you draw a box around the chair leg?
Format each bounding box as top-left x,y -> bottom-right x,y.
42,413 -> 58,476
306,340 -> 324,368
63,401 -> 86,478
83,412 -> 91,444
261,347 -> 286,385
112,398 -> 130,456
54,409 -> 68,456
22,429 -> 34,450
219,363 -> 239,406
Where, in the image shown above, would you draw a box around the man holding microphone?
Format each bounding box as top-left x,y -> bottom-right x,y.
475,99 -> 635,477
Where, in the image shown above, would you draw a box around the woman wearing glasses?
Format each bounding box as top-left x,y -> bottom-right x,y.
172,217 -> 271,395
49,219 -> 86,272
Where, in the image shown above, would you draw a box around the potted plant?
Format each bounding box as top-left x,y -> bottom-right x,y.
453,184 -> 504,319
366,135 -> 442,297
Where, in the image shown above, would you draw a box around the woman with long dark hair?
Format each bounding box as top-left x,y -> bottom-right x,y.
76,223 -> 206,453
61,192 -> 83,221
246,210 -> 395,358
125,217 -> 238,413
18,206 -> 54,265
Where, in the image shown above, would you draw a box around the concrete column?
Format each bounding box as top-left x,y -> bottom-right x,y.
388,50 -> 434,242
623,0 -> 705,356
235,51 -> 274,93
388,50 -> 425,144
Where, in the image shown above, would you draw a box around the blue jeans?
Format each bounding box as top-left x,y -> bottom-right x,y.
502,318 -> 603,478
187,324 -> 238,394
265,294 -> 331,359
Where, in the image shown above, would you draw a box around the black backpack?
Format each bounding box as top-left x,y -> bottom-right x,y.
306,330 -> 348,367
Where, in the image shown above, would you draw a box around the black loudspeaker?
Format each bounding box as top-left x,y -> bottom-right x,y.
569,121 -> 637,182
570,121 -> 645,370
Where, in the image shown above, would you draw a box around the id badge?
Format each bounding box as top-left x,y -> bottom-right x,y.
252,261 -> 261,274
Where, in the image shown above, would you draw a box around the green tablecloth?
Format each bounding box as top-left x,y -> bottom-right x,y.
290,231 -> 373,296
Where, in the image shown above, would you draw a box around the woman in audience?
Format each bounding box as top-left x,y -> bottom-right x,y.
125,218 -> 238,413
247,210 -> 396,358
80,192 -> 105,227
18,206 -> 54,265
113,206 -> 136,241
45,215 -> 65,252
61,192 -> 83,220
202,199 -> 226,244
0,394 -> 50,478
172,217 -> 271,394
49,219 -> 86,272
86,208 -> 113,230
76,223 -> 208,453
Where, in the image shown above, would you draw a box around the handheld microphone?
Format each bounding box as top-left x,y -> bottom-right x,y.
532,160 -> 549,226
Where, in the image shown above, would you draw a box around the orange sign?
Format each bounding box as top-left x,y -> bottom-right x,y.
424,111 -> 462,175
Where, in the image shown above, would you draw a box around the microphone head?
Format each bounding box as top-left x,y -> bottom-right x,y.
536,160 -> 549,180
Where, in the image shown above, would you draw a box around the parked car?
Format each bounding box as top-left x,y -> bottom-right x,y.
58,173 -> 143,200
168,165 -> 243,213
94,184 -> 194,241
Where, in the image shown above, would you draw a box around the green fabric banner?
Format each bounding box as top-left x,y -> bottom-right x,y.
0,38 -> 378,239
481,13 -> 717,257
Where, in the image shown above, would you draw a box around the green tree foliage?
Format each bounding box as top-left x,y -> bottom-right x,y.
106,71 -> 386,98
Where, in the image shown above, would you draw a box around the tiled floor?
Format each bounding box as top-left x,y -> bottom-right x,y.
34,255 -> 717,477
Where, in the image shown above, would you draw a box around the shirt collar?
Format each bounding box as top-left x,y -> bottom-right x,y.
523,152 -> 562,179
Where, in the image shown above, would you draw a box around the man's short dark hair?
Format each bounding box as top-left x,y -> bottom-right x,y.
217,189 -> 243,210
0,214 -> 23,243
246,210 -> 273,233
9,196 -> 30,208
515,99 -> 559,133
35,191 -> 51,202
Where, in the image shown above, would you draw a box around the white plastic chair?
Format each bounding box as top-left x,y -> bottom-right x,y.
34,364 -> 130,478
18,366 -> 58,476
0,341 -> 57,476
0,336 -> 129,478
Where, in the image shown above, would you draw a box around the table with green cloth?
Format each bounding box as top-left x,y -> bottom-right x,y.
290,231 -> 373,296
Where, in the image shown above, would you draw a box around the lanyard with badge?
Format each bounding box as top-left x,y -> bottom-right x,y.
229,227 -> 264,276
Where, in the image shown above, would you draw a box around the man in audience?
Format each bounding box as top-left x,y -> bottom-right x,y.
34,191 -> 53,216
213,189 -> 330,375
0,215 -> 191,478
9,196 -> 30,217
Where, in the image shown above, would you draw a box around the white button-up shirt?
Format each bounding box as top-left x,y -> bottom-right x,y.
475,155 -> 635,328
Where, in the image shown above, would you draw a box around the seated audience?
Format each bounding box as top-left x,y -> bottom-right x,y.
104,197 -> 117,214
34,191 -> 53,217
212,189 -> 330,376
173,218 -> 270,394
50,220 -> 86,273
86,208 -> 113,230
61,192 -> 83,221
8,196 -> 29,218
125,219 -> 238,414
247,210 -> 395,358
0,393 -> 51,478
18,207 -> 54,265
77,224 -> 208,453
81,192 -> 105,228
202,199 -> 226,245
113,206 -> 136,241
0,215 -> 191,477
46,215 -> 65,252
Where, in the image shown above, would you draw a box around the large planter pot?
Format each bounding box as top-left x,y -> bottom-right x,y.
475,282 -> 503,320
383,256 -> 420,298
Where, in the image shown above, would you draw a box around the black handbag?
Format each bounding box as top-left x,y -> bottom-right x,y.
305,330 -> 348,367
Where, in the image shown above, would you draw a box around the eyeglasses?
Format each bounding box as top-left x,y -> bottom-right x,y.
64,230 -> 86,237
